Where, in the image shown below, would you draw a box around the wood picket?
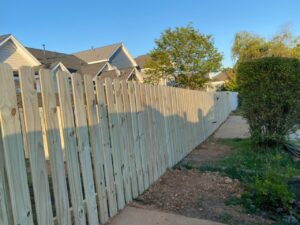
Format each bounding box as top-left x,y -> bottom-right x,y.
95,78 -> 118,217
0,64 -> 34,225
56,71 -> 87,225
120,80 -> 139,199
19,67 -> 54,225
39,69 -> 72,225
83,75 -> 109,223
71,74 -> 100,225
114,79 -> 132,203
104,78 -> 126,210
128,82 -> 144,194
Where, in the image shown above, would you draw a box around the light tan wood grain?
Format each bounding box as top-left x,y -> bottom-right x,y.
120,80 -> 139,199
134,83 -> 149,189
114,79 -> 132,203
148,85 -> 159,180
0,63 -> 34,225
19,66 -> 54,225
128,82 -> 144,194
142,85 -> 155,183
95,78 -> 118,217
39,69 -> 72,225
104,78 -> 126,210
84,75 -> 109,223
138,84 -> 152,187
71,74 -> 99,225
0,128 -> 9,225
56,71 -> 86,225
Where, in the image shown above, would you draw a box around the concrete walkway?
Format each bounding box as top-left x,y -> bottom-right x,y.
109,207 -> 224,225
214,115 -> 250,139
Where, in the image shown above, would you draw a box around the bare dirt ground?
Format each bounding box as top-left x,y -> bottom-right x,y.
181,138 -> 231,168
131,139 -> 271,225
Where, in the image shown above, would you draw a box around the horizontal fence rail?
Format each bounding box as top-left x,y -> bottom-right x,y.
0,63 -> 231,225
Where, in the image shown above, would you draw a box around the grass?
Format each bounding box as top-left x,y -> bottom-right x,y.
217,212 -> 233,223
218,138 -> 300,182
181,138 -> 300,223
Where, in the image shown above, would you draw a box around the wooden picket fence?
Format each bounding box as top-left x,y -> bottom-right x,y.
0,63 -> 231,225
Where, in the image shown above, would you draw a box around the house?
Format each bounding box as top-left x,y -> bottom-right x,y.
73,43 -> 143,81
135,54 -> 151,72
204,71 -> 229,91
0,34 -> 143,89
135,54 -> 174,85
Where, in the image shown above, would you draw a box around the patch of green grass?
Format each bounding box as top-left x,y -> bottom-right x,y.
218,138 -> 300,182
217,212 -> 233,223
186,138 -> 300,221
225,195 -> 243,206
223,139 -> 300,219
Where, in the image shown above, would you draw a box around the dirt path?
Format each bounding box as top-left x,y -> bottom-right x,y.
213,115 -> 250,139
181,138 -> 231,168
130,116 -> 271,225
132,141 -> 270,225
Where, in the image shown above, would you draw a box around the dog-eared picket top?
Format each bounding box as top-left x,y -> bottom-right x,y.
0,63 -> 231,225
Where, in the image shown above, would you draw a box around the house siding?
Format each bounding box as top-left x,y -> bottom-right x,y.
0,40 -> 34,70
110,48 -> 133,69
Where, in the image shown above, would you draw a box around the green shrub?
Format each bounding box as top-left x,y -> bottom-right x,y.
237,57 -> 300,146
218,139 -> 300,218
249,170 -> 295,213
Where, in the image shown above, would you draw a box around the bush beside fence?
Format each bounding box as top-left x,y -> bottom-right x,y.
0,63 -> 231,225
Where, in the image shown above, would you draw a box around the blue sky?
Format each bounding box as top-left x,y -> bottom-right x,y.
1,0 -> 300,67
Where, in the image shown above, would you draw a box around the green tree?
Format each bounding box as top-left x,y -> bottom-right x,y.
232,27 -> 300,64
144,24 -> 223,89
222,68 -> 237,91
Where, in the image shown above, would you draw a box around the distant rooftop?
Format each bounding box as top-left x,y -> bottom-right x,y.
26,47 -> 86,72
135,54 -> 151,68
73,43 -> 122,63
0,34 -> 11,44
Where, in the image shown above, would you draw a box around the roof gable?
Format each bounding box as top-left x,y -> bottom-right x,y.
0,34 -> 41,67
51,62 -> 70,73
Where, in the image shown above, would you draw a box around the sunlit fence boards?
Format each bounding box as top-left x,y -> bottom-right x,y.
0,63 -> 231,225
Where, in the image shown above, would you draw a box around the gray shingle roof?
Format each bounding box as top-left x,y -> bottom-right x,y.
98,67 -> 135,80
119,67 -> 135,79
26,47 -> 86,72
135,54 -> 151,68
98,70 -> 120,80
213,72 -> 229,82
79,62 -> 107,76
73,43 -> 122,63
